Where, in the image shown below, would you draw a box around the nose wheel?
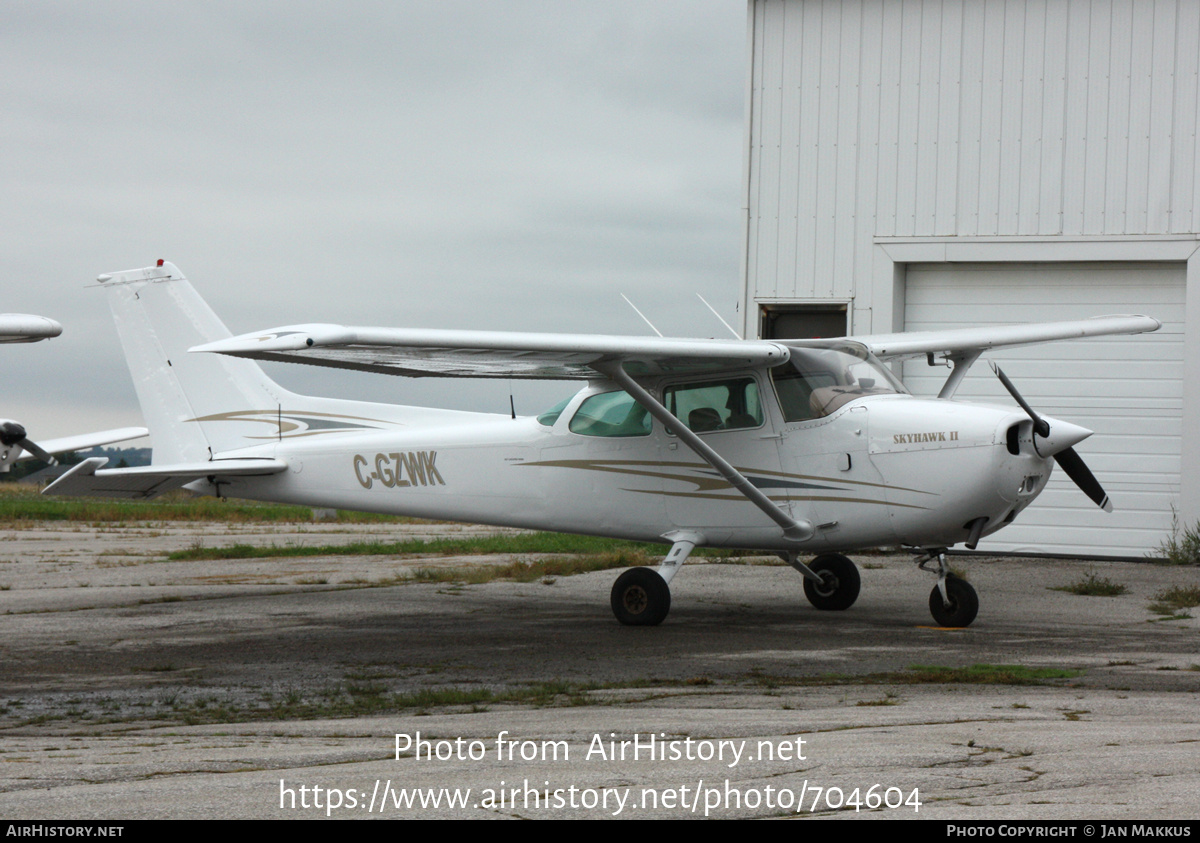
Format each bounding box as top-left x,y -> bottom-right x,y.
917,550 -> 979,627
929,574 -> 978,627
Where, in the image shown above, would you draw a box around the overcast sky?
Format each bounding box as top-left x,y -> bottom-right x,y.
2,1 -> 747,444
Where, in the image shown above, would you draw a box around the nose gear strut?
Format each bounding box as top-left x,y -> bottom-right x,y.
915,548 -> 979,628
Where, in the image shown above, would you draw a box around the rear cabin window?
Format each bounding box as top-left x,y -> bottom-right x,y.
663,377 -> 763,433
536,396 -> 573,426
568,390 -> 651,437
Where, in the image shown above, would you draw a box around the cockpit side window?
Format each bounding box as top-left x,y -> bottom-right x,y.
663,377 -> 763,434
771,365 -> 830,422
772,343 -> 907,422
568,390 -> 652,437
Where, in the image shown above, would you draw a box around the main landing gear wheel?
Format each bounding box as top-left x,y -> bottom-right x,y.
929,574 -> 979,628
611,567 -> 671,626
802,553 -> 861,611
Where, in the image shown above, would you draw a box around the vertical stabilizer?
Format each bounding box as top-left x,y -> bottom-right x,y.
98,262 -> 291,463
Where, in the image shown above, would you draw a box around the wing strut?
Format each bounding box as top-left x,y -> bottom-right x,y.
593,361 -> 814,543
936,350 -> 982,399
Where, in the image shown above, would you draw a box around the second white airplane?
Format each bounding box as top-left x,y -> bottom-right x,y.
0,313 -> 145,472
46,261 -> 1160,628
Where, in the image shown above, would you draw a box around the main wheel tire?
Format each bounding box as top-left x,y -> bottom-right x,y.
929,574 -> 979,627
611,567 -> 671,626
802,553 -> 861,611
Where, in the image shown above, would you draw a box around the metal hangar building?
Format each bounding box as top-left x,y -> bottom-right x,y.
738,0 -> 1199,556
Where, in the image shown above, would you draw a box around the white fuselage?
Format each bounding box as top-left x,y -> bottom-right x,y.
199,383 -> 1052,553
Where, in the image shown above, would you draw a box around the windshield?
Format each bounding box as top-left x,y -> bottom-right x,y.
772,342 -> 907,422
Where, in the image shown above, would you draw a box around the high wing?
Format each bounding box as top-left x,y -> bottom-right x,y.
850,314 -> 1161,362
847,314 -> 1161,400
191,326 -> 791,379
192,315 -> 1161,380
0,314 -> 62,344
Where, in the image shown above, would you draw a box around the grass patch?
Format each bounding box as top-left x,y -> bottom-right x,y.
12,675 -> 688,728
1150,508 -> 1200,565
1147,585 -> 1200,616
168,533 -> 666,563
1050,571 -> 1127,597
167,534 -> 774,564
856,692 -> 899,706
896,664 -> 1083,685
748,663 -> 1083,689
0,485 -> 411,523
163,679 -> 650,725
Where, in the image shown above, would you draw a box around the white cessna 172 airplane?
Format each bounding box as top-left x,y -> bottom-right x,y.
45,261 -> 1160,628
0,313 -> 146,472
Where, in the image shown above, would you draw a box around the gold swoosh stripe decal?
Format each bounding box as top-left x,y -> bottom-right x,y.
520,458 -> 936,498
522,459 -> 734,491
184,409 -> 403,439
187,409 -> 398,425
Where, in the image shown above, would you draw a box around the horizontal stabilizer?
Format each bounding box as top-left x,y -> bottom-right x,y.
43,457 -> 288,499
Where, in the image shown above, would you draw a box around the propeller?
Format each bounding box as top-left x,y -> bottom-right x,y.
0,421 -> 58,466
988,361 -> 1112,512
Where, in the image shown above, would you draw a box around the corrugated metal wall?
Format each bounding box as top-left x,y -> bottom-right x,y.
745,0 -> 1200,306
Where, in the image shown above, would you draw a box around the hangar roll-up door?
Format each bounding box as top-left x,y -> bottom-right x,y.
901,262 -> 1185,558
